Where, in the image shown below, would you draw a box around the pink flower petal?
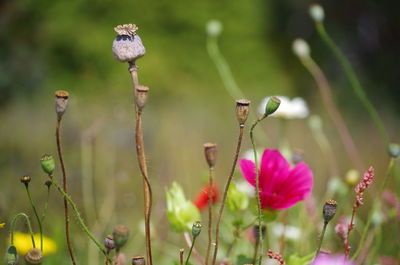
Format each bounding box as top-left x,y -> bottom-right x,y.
279,162 -> 313,199
260,149 -> 290,193
239,159 -> 256,187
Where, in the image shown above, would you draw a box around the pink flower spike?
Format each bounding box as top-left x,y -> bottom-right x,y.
239,149 -> 313,210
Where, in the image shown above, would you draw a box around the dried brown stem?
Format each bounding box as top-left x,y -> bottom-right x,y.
345,204 -> 357,258
205,167 -> 214,265
129,62 -> 153,265
179,249 -> 184,265
56,118 -> 76,265
300,56 -> 364,172
211,125 -> 245,265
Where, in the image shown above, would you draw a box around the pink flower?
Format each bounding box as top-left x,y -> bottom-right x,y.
312,253 -> 354,265
239,149 -> 313,210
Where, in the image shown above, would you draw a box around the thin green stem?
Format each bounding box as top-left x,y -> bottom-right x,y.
50,177 -> 107,255
41,185 -> 51,224
185,236 -> 197,265
352,158 -> 395,259
10,213 -> 35,248
24,185 -> 43,250
315,22 -> 389,147
205,167 -> 214,265
250,115 -> 267,265
315,222 -> 328,257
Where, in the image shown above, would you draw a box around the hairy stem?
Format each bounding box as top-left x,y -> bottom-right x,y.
56,118 -> 76,265
212,125 -> 244,265
129,62 -> 153,265
299,55 -> 364,172
51,177 -> 107,255
250,116 -> 267,265
205,167 -> 214,265
316,22 -> 389,147
10,213 -> 35,248
24,185 -> 43,250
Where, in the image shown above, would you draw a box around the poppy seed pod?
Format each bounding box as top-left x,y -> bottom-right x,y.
322,200 -> 337,224
235,99 -> 250,125
25,248 -> 43,265
55,90 -> 69,121
132,255 -> 146,265
112,225 -> 130,250
204,143 -> 217,168
104,235 -> 115,251
40,154 -> 55,175
192,221 -> 202,237
135,85 -> 149,110
264,96 -> 281,116
112,24 -> 146,63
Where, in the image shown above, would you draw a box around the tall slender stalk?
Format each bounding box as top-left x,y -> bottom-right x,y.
10,213 -> 36,248
298,55 -> 364,172
185,236 -> 197,265
211,125 -> 244,265
205,167 -> 214,265
24,185 -> 43,250
250,116 -> 267,265
315,22 -> 389,147
315,222 -> 328,256
128,62 -> 153,265
41,183 -> 51,224
56,118 -> 77,265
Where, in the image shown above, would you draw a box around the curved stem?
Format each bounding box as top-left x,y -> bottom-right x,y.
205,167 -> 214,265
24,186 -> 43,250
316,22 -> 389,147
10,213 -> 35,248
129,62 -> 153,265
352,158 -> 395,259
185,236 -> 197,265
50,177 -> 107,255
250,116 -> 267,265
56,118 -> 77,265
315,222 -> 328,257
212,125 -> 244,265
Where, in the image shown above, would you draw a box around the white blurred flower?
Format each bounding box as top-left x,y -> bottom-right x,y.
242,148 -> 262,162
258,96 -> 309,119
236,180 -> 255,198
272,223 -> 301,240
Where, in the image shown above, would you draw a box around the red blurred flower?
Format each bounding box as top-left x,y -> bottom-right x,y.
193,184 -> 219,210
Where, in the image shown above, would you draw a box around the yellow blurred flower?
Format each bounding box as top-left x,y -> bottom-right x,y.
9,232 -> 57,255
0,223 -> 5,228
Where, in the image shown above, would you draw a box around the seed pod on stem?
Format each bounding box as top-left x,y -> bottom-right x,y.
132,255 -> 146,265
204,143 -> 217,169
25,248 -> 43,265
135,85 -> 149,111
113,225 -> 130,251
322,200 -> 337,224
235,99 -> 250,126
40,154 -> 55,176
112,24 -> 146,63
55,90 -> 69,121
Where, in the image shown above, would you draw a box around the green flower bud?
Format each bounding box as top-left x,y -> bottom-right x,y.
112,225 -> 130,250
345,169 -> 359,186
264,96 -> 281,116
192,221 -> 202,237
226,182 -> 249,211
309,4 -> 325,23
40,154 -> 55,175
20,175 -> 31,185
166,182 -> 201,232
322,200 -> 337,224
388,143 -> 400,158
25,248 -> 43,265
206,20 -> 223,37
6,245 -> 18,265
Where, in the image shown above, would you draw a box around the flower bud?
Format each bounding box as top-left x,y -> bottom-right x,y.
20,175 -> 31,185
235,99 -> 250,126
204,143 -> 217,168
132,255 -> 146,265
112,225 -> 130,250
192,221 -> 202,237
206,20 -> 223,37
25,248 -> 43,265
6,245 -> 18,265
135,85 -> 149,110
104,235 -> 115,251
112,24 -> 146,63
388,143 -> 400,158
252,225 -> 266,244
345,169 -> 359,186
55,90 -> 69,121
40,154 -> 55,175
322,200 -> 337,224
309,4 -> 325,23
292,39 -> 310,58
264,96 -> 281,116
44,180 -> 52,188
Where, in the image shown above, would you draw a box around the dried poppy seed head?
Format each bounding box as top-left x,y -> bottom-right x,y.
235,99 -> 250,125
25,248 -> 43,265
132,255 -> 146,265
55,90 -> 69,121
112,24 -> 146,63
112,225 -> 130,250
323,199 -> 337,224
192,221 -> 202,237
135,85 -> 149,110
204,143 -> 217,168
104,234 -> 115,250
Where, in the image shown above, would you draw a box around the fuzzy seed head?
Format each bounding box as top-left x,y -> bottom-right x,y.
206,20 -> 223,37
309,4 -> 325,23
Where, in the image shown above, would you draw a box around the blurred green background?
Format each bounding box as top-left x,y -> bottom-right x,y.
1,0 -> 399,263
